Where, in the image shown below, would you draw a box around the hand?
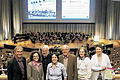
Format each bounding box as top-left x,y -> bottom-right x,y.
101,66 -> 106,71
112,75 -> 115,79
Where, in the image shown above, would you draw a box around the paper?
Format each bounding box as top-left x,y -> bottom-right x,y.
104,68 -> 114,79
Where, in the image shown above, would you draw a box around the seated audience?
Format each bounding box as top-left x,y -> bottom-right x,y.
25,32 -> 91,45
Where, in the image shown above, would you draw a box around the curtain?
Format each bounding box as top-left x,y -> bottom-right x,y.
95,0 -> 120,40
1,0 -> 11,40
0,0 -> 2,40
106,0 -> 120,40
95,0 -> 108,39
0,0 -> 22,40
12,0 -> 22,35
22,23 -> 95,35
111,1 -> 120,40
0,0 -> 120,40
105,0 -> 114,39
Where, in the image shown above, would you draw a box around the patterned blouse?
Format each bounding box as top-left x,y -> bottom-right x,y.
46,62 -> 67,80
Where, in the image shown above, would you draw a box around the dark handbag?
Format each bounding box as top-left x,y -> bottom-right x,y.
97,72 -> 102,80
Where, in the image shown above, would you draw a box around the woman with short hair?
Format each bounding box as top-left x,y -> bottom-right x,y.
91,45 -> 112,80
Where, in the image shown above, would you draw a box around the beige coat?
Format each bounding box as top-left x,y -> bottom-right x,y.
27,61 -> 44,80
59,54 -> 78,80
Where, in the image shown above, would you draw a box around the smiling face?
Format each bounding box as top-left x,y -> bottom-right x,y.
33,53 -> 39,62
96,47 -> 102,55
79,48 -> 85,58
62,45 -> 70,56
52,54 -> 58,64
42,45 -> 49,57
42,48 -> 49,56
15,48 -> 23,59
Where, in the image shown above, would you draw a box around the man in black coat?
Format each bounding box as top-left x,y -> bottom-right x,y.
41,45 -> 52,80
7,46 -> 27,80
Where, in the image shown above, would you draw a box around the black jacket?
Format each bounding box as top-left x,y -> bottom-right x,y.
42,53 -> 52,80
7,57 -> 27,80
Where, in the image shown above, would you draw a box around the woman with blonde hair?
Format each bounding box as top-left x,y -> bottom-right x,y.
77,47 -> 91,80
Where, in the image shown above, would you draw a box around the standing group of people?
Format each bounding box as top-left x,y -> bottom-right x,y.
7,44 -> 112,80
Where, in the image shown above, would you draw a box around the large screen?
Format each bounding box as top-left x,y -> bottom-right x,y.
62,0 -> 90,19
28,0 -> 56,19
22,0 -> 95,23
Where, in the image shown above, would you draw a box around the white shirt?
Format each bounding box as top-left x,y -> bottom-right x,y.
91,53 -> 112,80
77,57 -> 91,80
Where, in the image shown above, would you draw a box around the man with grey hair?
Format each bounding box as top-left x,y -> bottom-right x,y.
59,45 -> 77,80
7,46 -> 27,80
41,45 -> 52,80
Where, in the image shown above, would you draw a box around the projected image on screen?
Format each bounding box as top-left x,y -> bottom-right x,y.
23,0 -> 95,23
62,0 -> 90,19
28,0 -> 56,19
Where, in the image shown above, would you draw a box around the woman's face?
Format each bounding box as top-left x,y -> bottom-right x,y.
96,47 -> 102,55
52,54 -> 58,64
79,48 -> 85,57
33,53 -> 39,62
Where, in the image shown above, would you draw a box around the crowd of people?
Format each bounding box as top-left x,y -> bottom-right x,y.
13,32 -> 92,45
6,44 -> 113,80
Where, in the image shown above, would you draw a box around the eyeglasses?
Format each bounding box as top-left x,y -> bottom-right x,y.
33,56 -> 39,57
62,49 -> 69,50
16,51 -> 23,53
79,51 -> 85,53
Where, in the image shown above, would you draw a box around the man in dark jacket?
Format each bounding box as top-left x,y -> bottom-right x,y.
41,45 -> 52,80
7,46 -> 27,80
